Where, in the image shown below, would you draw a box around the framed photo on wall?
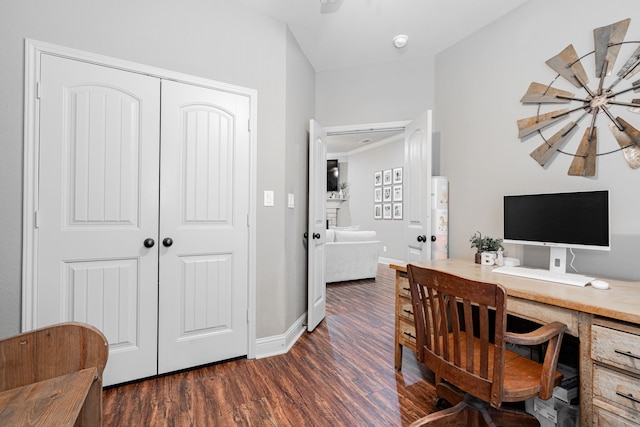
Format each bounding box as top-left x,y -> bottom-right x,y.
374,171 -> 382,186
393,185 -> 402,201
374,204 -> 382,219
393,167 -> 403,184
374,187 -> 382,203
383,186 -> 392,202
393,203 -> 403,219
383,203 -> 392,219
383,169 -> 392,185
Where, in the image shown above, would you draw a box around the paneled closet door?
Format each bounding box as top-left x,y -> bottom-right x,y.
157,80 -> 250,374
36,54 -> 161,386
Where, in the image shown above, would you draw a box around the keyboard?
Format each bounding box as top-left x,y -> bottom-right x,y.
492,265 -> 595,287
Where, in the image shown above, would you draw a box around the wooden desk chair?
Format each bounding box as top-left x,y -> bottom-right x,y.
407,264 -> 567,427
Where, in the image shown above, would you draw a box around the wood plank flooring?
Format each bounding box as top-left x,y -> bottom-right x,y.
102,264 -> 437,426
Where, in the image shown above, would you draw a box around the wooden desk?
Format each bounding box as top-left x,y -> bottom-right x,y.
391,259 -> 640,426
0,368 -> 102,426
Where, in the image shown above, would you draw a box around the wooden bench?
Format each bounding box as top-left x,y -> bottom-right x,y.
0,322 -> 108,426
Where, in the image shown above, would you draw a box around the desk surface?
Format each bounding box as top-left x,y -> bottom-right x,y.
391,258 -> 640,325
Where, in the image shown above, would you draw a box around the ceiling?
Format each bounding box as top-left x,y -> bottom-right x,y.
236,0 -> 528,72
236,0 -> 529,153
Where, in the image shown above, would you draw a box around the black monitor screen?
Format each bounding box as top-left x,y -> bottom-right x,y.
503,190 -> 609,249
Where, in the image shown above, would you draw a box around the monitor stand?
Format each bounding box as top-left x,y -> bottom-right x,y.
549,247 -> 567,274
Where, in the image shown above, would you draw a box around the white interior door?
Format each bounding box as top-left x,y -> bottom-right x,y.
36,54 -> 160,385
307,120 -> 327,332
157,80 -> 250,373
404,111 -> 433,262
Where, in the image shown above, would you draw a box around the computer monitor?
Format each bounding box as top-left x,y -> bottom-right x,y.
503,190 -> 610,273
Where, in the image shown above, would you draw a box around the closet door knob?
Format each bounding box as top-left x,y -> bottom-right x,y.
163,237 -> 174,247
143,238 -> 155,248
417,235 -> 427,243
312,233 -> 321,239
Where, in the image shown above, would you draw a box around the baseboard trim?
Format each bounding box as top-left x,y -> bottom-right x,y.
255,313 -> 306,359
378,256 -> 404,265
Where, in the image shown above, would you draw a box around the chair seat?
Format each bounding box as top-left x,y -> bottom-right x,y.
427,331 -> 563,404
502,347 -> 563,402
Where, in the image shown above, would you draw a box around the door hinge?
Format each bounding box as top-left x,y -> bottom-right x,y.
248,119 -> 251,132
34,210 -> 39,228
36,81 -> 41,100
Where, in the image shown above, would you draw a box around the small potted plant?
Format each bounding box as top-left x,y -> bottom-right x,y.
470,232 -> 504,264
338,182 -> 349,199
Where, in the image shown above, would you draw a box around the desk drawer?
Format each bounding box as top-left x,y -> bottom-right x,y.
593,364 -> 640,415
594,406 -> 640,427
398,275 -> 410,298
592,325 -> 640,376
399,303 -> 414,322
399,320 -> 416,349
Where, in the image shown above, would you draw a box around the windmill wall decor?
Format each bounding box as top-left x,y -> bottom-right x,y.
518,18 -> 640,177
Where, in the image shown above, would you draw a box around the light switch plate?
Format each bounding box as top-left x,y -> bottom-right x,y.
264,190 -> 274,206
288,193 -> 295,208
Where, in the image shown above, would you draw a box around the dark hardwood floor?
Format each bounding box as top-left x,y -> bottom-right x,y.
103,264 -> 437,426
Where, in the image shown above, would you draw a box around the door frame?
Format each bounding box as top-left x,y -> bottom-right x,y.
322,116 -> 432,263
22,39 -> 258,358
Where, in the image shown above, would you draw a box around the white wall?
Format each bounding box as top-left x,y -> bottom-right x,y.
316,56 -> 436,125
283,28 -> 315,333
316,56 -> 436,262
0,0 -> 314,339
436,0 -> 640,280
345,138 -> 406,261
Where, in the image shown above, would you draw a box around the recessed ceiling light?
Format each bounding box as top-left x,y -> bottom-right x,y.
393,34 -> 408,49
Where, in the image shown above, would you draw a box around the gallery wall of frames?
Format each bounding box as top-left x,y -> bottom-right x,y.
373,167 -> 402,220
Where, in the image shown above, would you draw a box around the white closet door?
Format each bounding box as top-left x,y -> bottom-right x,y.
36,54 -> 161,385
157,80 -> 250,373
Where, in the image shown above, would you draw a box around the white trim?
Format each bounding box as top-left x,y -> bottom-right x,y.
22,39 -> 258,359
254,313 -> 306,359
325,120 -> 410,135
247,88 -> 258,359
378,256 -> 405,266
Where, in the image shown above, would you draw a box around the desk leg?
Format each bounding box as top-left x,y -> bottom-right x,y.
578,312 -> 592,427
395,341 -> 403,370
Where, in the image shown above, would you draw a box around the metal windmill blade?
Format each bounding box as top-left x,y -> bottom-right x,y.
519,82 -> 574,104
568,128 -> 598,177
628,98 -> 640,115
517,109 -> 570,138
608,117 -> 640,169
594,18 -> 630,77
530,121 -> 579,166
545,44 -> 589,89
617,46 -> 640,81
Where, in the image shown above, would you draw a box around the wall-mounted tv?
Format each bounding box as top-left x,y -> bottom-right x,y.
327,159 -> 339,192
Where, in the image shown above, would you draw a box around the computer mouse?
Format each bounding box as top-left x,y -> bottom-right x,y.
590,280 -> 609,290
